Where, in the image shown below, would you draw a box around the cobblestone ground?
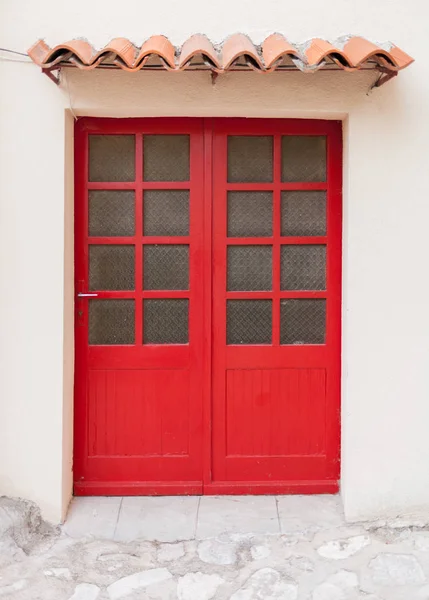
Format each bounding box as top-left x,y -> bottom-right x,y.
2,497 -> 429,599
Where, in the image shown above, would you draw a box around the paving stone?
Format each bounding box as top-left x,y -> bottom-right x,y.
107,567 -> 173,600
251,544 -> 271,560
312,570 -> 358,600
145,578 -> 178,600
286,554 -> 315,573
416,585 -> 429,599
369,553 -> 426,585
68,584 -> 100,600
197,497 -> 279,537
414,533 -> 429,552
328,570 -> 359,588
317,535 -> 370,560
313,582 -> 345,600
158,542 -> 185,562
114,497 -> 198,542
198,539 -> 237,565
230,567 -> 298,600
277,495 -> 344,537
0,580 -> 27,597
177,573 -> 224,600
64,497 -> 122,539
44,567 -> 72,580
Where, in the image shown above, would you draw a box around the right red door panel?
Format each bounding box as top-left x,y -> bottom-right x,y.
210,119 -> 342,494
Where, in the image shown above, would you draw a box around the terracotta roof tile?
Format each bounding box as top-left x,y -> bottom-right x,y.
221,34 -> 263,70
135,35 -> 176,70
27,34 -> 414,74
262,34 -> 299,70
178,34 -> 220,70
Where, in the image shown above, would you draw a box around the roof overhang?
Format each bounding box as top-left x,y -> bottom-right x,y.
28,34 -> 414,89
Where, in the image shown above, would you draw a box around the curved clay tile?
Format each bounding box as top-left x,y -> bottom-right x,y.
93,38 -> 136,68
28,39 -> 95,69
221,33 -> 263,70
388,45 -> 414,69
28,39 -> 51,65
262,33 -> 299,70
304,38 -> 348,67
178,34 -> 220,70
343,36 -> 413,69
134,35 -> 176,70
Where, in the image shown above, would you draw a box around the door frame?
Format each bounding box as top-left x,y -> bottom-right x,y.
74,117 -> 342,495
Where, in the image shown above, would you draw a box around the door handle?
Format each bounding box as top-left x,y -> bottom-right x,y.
77,293 -> 99,298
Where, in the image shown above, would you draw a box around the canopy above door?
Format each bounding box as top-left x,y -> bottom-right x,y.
28,33 -> 413,87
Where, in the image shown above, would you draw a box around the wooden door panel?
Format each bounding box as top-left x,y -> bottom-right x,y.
211,119 -> 342,493
74,119 -> 205,495
87,369 -> 190,457
225,368 -> 326,457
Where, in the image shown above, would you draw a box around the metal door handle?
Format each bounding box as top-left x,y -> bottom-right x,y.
77,293 -> 98,298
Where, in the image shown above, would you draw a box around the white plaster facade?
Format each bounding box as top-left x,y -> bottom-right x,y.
0,0 -> 428,524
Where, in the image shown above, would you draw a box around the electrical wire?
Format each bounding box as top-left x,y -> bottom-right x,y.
0,47 -> 29,57
0,47 -> 32,63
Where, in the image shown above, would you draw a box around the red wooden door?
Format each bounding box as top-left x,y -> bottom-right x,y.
210,119 -> 342,494
74,119 -> 205,495
74,118 -> 341,495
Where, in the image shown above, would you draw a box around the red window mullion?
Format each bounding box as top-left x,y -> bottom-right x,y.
135,134 -> 143,345
272,135 -> 281,346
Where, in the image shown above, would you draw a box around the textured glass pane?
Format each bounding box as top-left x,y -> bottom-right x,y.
282,136 -> 326,182
281,191 -> 326,236
89,191 -> 135,237
281,245 -> 326,290
228,246 -> 272,291
89,300 -> 135,345
144,245 -> 189,290
228,136 -> 273,183
144,135 -> 190,181
144,299 -> 188,344
228,192 -> 273,237
89,245 -> 135,290
89,135 -> 135,182
227,300 -> 272,345
144,190 -> 189,236
281,299 -> 326,344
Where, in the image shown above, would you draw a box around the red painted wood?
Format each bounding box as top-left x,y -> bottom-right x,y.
204,481 -> 339,494
211,118 -> 342,490
74,117 -> 342,495
74,118 -> 205,493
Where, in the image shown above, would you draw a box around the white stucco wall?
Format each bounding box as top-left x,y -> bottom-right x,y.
1,0 -> 428,523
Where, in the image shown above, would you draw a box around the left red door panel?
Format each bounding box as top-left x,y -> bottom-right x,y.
74,118 -> 205,495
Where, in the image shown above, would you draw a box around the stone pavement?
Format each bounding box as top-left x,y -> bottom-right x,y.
2,495 -> 429,599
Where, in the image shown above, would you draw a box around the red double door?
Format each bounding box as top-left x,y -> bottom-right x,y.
74,118 -> 342,495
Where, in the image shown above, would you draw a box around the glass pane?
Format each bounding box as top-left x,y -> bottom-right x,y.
281,245 -> 326,290
89,299 -> 135,345
281,299 -> 326,344
144,245 -> 189,290
144,190 -> 189,236
228,246 -> 272,291
281,191 -> 326,236
89,191 -> 135,237
227,300 -> 272,345
228,136 -> 273,183
281,136 -> 326,182
89,245 -> 135,290
144,299 -> 188,344
144,135 -> 190,181
89,135 -> 135,182
228,192 -> 273,237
